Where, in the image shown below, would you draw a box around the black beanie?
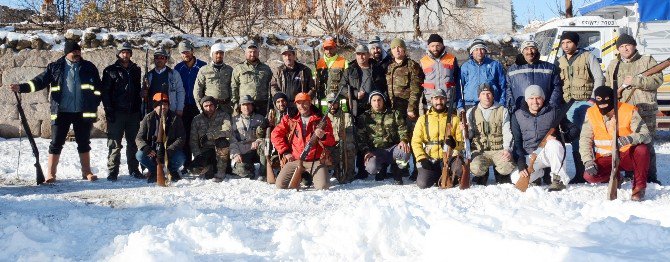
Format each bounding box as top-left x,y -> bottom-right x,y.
427,34 -> 443,45
560,31 -> 580,44
273,92 -> 288,103
64,41 -> 81,55
200,96 -> 215,106
616,34 -> 637,48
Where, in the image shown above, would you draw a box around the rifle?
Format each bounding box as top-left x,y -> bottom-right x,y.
312,47 -> 322,103
459,86 -> 472,189
14,92 -> 45,185
608,62 -> 623,200
438,88 -> 456,189
155,103 -> 167,187
618,57 -> 670,102
515,99 -> 575,192
288,84 -> 345,190
265,88 -> 276,184
142,46 -> 150,116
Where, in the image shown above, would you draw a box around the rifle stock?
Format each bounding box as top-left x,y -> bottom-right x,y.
156,109 -> 167,187
266,126 -> 276,184
14,92 -> 45,185
459,110 -> 471,190
618,58 -> 670,102
438,88 -> 456,189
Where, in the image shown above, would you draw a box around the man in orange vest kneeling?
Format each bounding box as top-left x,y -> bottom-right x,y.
579,86 -> 652,201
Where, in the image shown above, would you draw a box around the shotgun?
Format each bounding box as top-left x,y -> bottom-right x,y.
156,103 -> 167,187
608,61 -> 623,200
459,85 -> 471,190
438,89 -> 456,189
618,57 -> 670,102
14,92 -> 45,185
265,88 -> 276,184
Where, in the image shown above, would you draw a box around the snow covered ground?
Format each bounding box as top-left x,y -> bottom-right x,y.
1,137 -> 670,261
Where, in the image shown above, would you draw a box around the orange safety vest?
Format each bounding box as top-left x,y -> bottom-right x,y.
316,55 -> 347,70
586,102 -> 636,158
419,53 -> 457,90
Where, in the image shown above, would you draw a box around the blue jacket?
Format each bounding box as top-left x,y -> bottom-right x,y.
459,56 -> 506,108
175,59 -> 207,106
506,54 -> 563,111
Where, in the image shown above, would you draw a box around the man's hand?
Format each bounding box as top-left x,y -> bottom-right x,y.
148,150 -> 157,158
398,141 -> 410,153
9,84 -> 19,92
364,152 -> 374,162
314,128 -> 325,139
445,135 -> 456,149
501,150 -> 512,161
251,140 -> 260,150
623,75 -> 634,86
519,168 -> 530,178
584,160 -> 597,176
233,154 -> 242,163
618,135 -> 634,147
357,90 -> 365,100
407,111 -> 417,120
140,88 -> 148,99
284,153 -> 295,162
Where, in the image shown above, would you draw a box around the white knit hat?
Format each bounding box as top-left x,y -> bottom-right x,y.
210,43 -> 226,59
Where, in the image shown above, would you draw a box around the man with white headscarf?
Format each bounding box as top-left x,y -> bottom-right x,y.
195,43 -> 234,114
367,35 -> 392,71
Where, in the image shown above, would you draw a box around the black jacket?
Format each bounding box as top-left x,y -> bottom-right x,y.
18,56 -> 101,123
136,110 -> 185,154
101,60 -> 143,117
340,59 -> 388,115
511,102 -> 578,170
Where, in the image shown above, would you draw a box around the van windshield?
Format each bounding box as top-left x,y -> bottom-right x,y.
535,29 -> 557,57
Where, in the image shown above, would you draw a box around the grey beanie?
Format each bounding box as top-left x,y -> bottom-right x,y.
524,85 -> 545,99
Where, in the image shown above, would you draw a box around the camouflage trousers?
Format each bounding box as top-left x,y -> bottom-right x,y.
190,146 -> 229,179
232,147 -> 265,178
641,113 -> 657,181
329,141 -> 356,184
470,150 -> 516,177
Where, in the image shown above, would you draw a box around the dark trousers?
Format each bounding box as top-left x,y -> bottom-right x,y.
584,144 -> 650,190
107,111 -> 141,175
181,104 -> 200,168
416,157 -> 463,189
49,112 -> 92,154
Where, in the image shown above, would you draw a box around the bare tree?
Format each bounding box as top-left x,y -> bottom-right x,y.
565,0 -> 573,18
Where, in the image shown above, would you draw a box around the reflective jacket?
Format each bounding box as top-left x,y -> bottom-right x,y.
506,54 -> 563,111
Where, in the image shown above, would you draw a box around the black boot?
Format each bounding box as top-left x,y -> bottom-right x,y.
169,171 -> 182,182
147,172 -> 157,183
391,164 -> 404,185
130,168 -> 144,179
107,171 -> 118,181
472,175 -> 487,186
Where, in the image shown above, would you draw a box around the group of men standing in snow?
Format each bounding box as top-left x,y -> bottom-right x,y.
8,31 -> 663,201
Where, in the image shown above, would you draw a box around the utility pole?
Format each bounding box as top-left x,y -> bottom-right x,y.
565,0 -> 573,18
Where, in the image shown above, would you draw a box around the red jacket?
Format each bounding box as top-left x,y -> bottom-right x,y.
271,111 -> 336,162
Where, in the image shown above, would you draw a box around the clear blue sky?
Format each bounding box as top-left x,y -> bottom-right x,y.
513,0 -> 598,25
0,0 -> 20,8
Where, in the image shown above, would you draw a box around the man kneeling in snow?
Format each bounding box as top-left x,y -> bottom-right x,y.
510,85 -> 577,191
271,92 -> 336,190
579,86 -> 652,201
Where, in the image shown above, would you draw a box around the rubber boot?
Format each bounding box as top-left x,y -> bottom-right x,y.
45,154 -> 60,183
79,152 -> 98,181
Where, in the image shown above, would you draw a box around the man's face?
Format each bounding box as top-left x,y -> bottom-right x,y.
245,48 -> 259,63
213,51 -> 224,64
154,101 -> 169,114
370,95 -> 385,112
560,39 -> 578,55
522,47 -> 538,63
275,98 -> 287,112
370,45 -> 382,60
472,48 -> 486,63
323,47 -> 336,57
241,103 -> 254,115
154,55 -> 167,68
526,96 -> 545,112
181,50 -> 194,63
431,96 -> 447,111
356,52 -> 369,67
618,44 -> 636,59
202,101 -> 216,115
428,42 -> 445,57
329,101 -> 340,114
66,50 -> 82,62
479,90 -> 493,108
118,50 -> 132,62
282,52 -> 296,67
296,100 -> 311,115
391,46 -> 406,60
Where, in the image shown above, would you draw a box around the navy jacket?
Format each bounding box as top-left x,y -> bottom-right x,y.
506,54 -> 563,111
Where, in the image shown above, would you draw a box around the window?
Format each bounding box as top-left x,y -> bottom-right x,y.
535,28 -> 558,57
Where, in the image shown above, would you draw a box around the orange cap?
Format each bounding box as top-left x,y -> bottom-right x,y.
294,92 -> 311,103
323,38 -> 336,49
152,92 -> 169,102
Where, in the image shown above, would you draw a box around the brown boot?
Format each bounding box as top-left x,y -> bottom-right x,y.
79,152 -> 98,181
45,154 -> 60,183
631,188 -> 645,202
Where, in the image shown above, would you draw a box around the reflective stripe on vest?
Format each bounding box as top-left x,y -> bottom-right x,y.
507,68 -> 553,77
28,81 -> 37,93
94,91 -> 101,96
50,114 -> 57,120
82,112 -> 97,118
586,102 -> 635,158
419,54 -> 456,89
81,84 -> 95,90
50,86 -> 61,92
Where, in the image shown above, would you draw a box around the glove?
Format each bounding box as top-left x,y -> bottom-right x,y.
418,159 -> 432,169
445,135 -> 456,149
199,135 -> 209,146
105,112 -> 115,123
584,160 -> 597,176
517,158 -> 528,172
617,136 -> 634,147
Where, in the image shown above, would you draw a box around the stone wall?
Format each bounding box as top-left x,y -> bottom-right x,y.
0,39 -> 519,139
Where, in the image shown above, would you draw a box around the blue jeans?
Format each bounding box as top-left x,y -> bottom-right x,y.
136,149 -> 185,174
566,101 -> 590,182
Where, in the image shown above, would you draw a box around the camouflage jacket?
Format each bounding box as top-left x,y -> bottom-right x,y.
605,52 -> 663,116
230,113 -> 268,156
356,108 -> 408,153
327,109 -> 355,143
190,108 -> 233,157
385,58 -> 423,115
231,60 -> 273,105
194,63 -> 234,107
